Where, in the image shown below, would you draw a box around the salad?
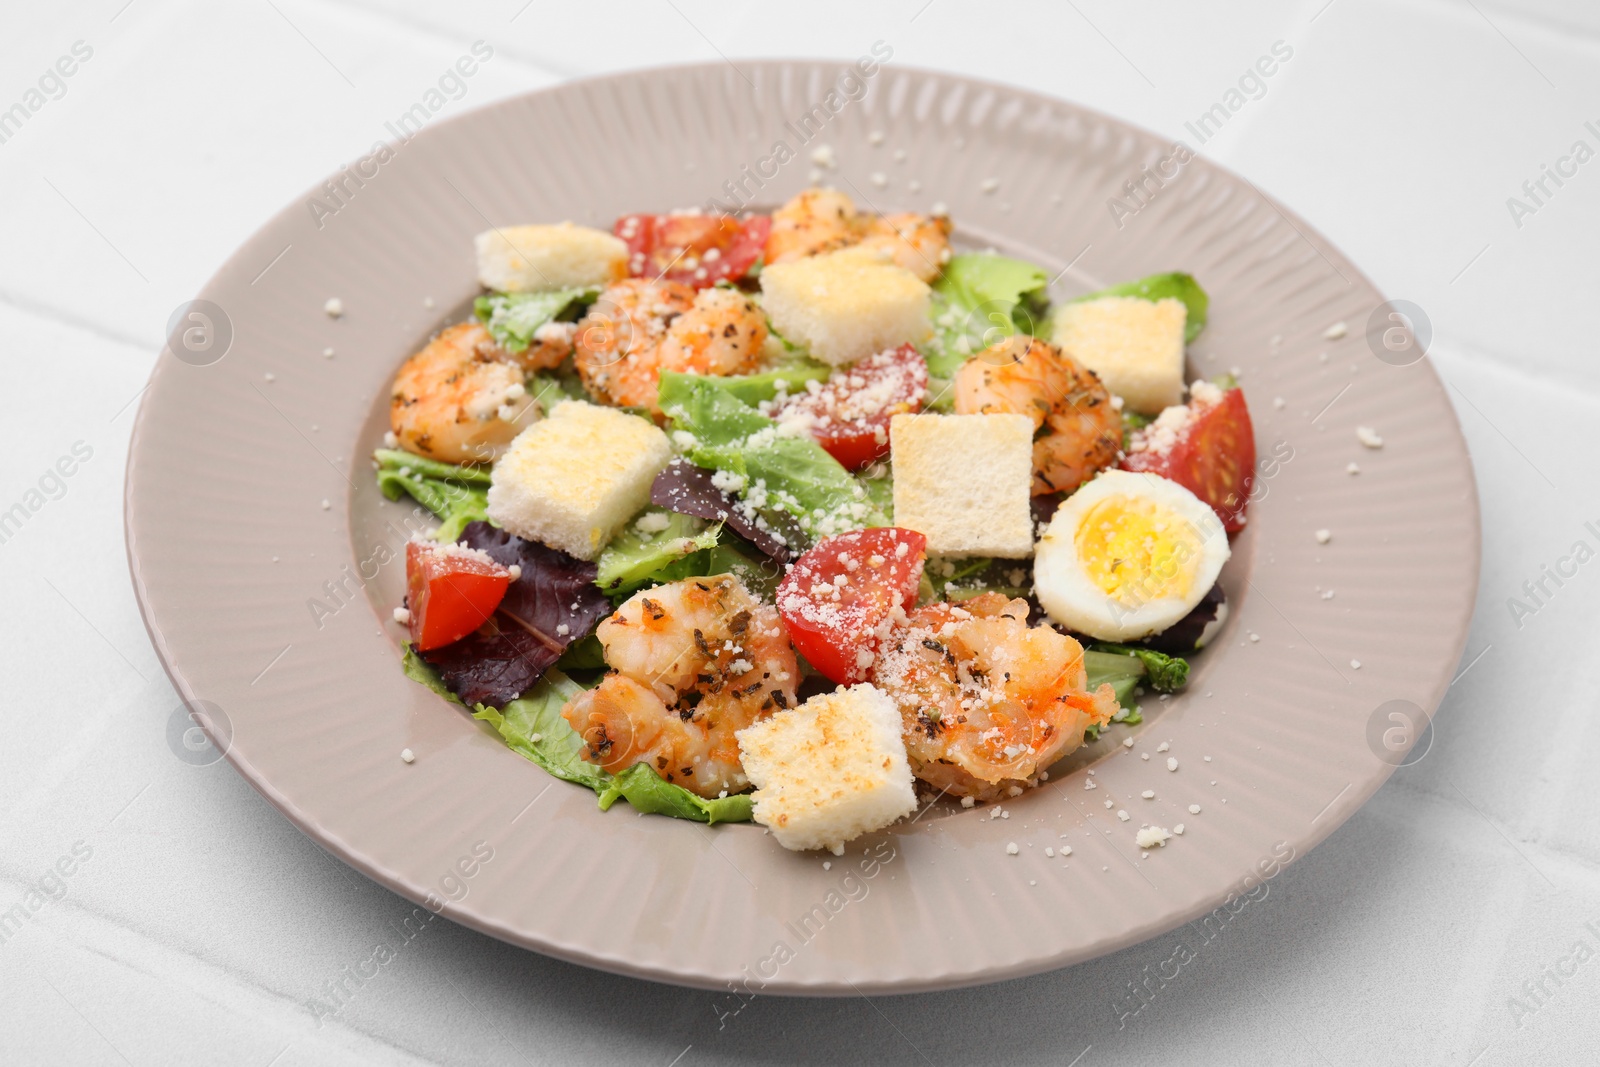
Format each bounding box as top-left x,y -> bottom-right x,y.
378,189 -> 1255,854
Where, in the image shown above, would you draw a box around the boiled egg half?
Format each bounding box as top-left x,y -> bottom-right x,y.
1034,469 -> 1229,642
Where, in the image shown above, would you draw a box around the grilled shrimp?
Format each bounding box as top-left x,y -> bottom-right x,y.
574,279 -> 767,412
765,190 -> 951,281
954,337 -> 1121,495
855,212 -> 952,282
389,322 -> 538,464
870,592 -> 1117,802
765,188 -> 859,264
562,574 -> 800,798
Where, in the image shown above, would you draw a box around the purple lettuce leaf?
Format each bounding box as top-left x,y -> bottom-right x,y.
418,522 -> 612,707
650,458 -> 795,562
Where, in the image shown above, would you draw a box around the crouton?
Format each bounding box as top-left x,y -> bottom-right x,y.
759,247 -> 931,365
889,412 -> 1034,558
475,222 -> 629,293
486,401 -> 671,559
737,683 -> 917,854
1051,296 -> 1186,415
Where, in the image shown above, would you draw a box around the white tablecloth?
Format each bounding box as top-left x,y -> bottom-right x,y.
4,2 -> 1597,1063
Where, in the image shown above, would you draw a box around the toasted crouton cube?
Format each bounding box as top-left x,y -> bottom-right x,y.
737,683 -> 917,854
487,401 -> 671,559
1051,296 -> 1186,415
475,222 -> 629,293
759,247 -> 931,365
890,412 -> 1034,558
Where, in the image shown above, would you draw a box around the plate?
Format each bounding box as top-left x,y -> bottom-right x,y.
125,60 -> 1479,994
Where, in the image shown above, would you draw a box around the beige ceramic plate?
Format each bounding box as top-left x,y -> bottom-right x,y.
126,61 -> 1479,994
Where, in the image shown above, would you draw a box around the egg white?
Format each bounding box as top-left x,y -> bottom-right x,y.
1034,470 -> 1230,642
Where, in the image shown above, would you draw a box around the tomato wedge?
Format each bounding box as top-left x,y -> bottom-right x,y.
775,527 -> 927,685
1122,384 -> 1256,533
405,540 -> 513,652
613,213 -> 770,288
770,345 -> 929,469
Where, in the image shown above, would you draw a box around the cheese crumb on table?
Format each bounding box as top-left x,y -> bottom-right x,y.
1135,826 -> 1172,849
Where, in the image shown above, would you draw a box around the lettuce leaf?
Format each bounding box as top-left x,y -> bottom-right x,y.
651,457 -> 796,562
474,288 -> 595,353
374,449 -> 489,541
925,253 -> 1052,378
919,557 -> 1032,604
402,647 -> 752,824
471,668 -> 609,790
597,764 -> 754,825
1068,272 -> 1208,344
657,372 -> 884,551
704,357 -> 832,406
1082,650 -> 1147,724
595,509 -> 721,598
1089,642 -> 1190,692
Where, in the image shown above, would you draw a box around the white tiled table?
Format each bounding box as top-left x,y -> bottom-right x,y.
3,2 -> 1597,1063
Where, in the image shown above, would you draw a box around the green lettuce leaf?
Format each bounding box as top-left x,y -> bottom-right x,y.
374,449 -> 490,541
657,372 -> 884,551
529,369 -> 589,408
1082,650 -> 1147,725
402,647 -> 752,824
471,669 -> 610,790
708,357 -> 833,406
473,288 -> 596,353
1089,642 -> 1190,691
1068,272 -> 1208,344
595,509 -> 721,597
925,253 -> 1052,378
597,764 -> 754,825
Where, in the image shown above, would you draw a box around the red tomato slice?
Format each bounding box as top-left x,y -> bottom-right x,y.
405,540 -> 513,651
770,345 -> 929,469
1122,386 -> 1256,533
775,527 -> 927,685
614,213 -> 770,288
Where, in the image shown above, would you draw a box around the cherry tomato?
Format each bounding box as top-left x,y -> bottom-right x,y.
775,527 -> 927,685
613,213 -> 770,288
405,540 -> 513,651
1122,386 -> 1256,533
770,345 -> 929,469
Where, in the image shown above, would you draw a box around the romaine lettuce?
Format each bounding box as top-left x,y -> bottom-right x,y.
473,288 -> 595,353
925,253 -> 1052,378
657,372 -> 885,550
595,509 -> 721,598
1089,642 -> 1190,691
374,448 -> 488,541
403,648 -> 752,824
704,357 -> 832,406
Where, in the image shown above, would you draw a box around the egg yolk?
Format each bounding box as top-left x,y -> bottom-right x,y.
1074,496 -> 1203,604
